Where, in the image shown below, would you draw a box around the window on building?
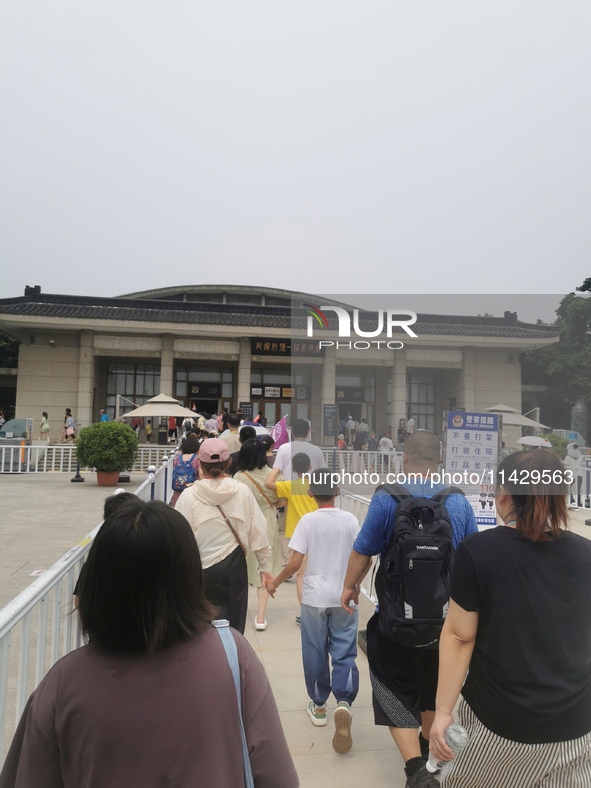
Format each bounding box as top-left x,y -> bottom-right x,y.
175,365 -> 233,402
106,363 -> 161,419
407,373 -> 435,432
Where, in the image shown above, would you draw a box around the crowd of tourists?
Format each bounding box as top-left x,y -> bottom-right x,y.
1,422 -> 590,788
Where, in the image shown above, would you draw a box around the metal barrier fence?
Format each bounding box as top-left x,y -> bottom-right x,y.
0,445 -> 173,474
321,448 -> 402,475
0,444 -> 405,477
338,490 -> 377,604
569,460 -> 591,511
0,456 -> 174,763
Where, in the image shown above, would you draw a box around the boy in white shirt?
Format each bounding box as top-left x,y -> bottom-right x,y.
266,468 -> 363,755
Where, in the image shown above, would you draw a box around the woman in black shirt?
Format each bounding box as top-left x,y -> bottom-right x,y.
430,449 -> 591,787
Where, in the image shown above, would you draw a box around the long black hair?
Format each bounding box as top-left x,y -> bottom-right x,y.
234,438 -> 267,472
77,499 -> 216,653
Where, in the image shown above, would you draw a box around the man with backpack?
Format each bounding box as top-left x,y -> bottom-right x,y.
340,430 -> 477,788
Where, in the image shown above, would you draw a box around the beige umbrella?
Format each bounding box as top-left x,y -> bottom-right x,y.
485,404 -> 520,413
118,393 -> 197,420
484,404 -> 549,430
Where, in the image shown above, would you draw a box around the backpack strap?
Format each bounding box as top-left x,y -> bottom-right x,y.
374,482 -> 412,503
430,485 -> 465,505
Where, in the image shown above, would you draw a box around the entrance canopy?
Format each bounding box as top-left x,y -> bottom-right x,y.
484,404 -> 549,430
119,393 -> 196,420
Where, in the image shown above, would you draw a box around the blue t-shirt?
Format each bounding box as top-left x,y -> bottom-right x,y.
353,481 -> 478,558
100,414 -> 109,422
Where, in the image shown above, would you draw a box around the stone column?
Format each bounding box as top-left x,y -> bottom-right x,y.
390,349 -> 407,437
77,330 -> 94,428
460,347 -> 475,412
160,334 -> 174,397
237,338 -> 251,406
321,344 -> 336,445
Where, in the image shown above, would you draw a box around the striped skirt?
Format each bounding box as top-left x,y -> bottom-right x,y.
441,699 -> 591,788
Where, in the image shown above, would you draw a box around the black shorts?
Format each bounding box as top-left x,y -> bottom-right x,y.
366,612 -> 438,728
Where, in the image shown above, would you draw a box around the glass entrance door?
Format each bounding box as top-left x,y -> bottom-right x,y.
262,401 -> 291,427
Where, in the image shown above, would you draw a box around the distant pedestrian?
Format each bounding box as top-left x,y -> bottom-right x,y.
99,409 -> 109,423
171,437 -> 200,508
204,413 -> 218,433
346,415 -> 357,447
351,432 -> 366,473
358,419 -> 369,443
379,430 -> 393,472
254,411 -> 268,427
259,434 -> 276,468
63,409 -> 76,443
39,412 -> 50,441
182,416 -> 195,439
145,420 -> 153,443
168,416 -> 177,444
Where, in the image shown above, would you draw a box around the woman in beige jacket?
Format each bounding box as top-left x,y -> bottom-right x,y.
175,438 -> 272,633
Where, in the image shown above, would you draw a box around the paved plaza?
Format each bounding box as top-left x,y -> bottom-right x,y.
1,473 -> 590,786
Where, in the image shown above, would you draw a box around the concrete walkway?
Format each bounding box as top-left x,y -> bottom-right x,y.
1,472 -> 590,786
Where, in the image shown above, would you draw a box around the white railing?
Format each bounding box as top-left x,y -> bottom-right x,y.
569,460 -> 591,510
338,489 -> 378,604
321,448 -> 402,475
0,445 -> 174,474
0,456 -> 174,764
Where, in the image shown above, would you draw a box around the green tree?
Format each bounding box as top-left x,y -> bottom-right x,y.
529,283 -> 591,408
0,332 -> 19,368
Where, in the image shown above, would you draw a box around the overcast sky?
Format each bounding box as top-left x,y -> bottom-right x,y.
0,1 -> 589,304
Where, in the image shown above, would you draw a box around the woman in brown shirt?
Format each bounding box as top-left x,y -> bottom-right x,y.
0,499 -> 298,788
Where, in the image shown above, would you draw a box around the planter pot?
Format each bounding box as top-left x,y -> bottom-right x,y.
96,470 -> 121,487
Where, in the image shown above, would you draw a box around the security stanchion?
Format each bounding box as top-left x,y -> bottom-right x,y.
71,462 -> 85,483
147,465 -> 156,500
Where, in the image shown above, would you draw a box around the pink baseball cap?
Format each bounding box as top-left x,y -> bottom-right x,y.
198,438 -> 230,462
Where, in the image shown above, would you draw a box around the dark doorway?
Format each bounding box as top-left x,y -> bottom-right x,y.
338,404 -> 362,424
190,399 -> 219,416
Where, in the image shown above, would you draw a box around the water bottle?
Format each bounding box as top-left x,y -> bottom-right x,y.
426,721 -> 469,773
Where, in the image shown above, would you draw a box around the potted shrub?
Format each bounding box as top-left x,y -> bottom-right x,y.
76,421 -> 139,486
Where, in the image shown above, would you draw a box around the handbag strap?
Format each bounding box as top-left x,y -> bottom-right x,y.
242,471 -> 276,509
212,620 -> 255,788
216,505 -> 247,555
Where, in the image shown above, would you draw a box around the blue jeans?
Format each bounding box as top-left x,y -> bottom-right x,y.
300,603 -> 359,707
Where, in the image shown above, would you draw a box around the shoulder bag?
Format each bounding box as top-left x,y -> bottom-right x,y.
242,471 -> 276,509
216,505 -> 247,555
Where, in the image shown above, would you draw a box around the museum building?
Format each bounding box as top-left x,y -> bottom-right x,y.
0,285 -> 558,444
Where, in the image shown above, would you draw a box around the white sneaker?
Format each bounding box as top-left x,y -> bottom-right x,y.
307,701 -> 328,727
254,620 -> 268,631
332,702 -> 352,753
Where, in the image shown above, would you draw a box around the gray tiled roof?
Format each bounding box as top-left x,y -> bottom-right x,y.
0,294 -> 558,340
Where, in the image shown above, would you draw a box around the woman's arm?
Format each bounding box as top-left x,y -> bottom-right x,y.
429,600 -> 478,761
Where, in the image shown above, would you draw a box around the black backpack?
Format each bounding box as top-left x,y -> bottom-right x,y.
375,483 -> 464,648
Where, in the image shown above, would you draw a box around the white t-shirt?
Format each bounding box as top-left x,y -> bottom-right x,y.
289,508 -> 360,608
379,437 -> 393,454
273,440 -> 326,481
